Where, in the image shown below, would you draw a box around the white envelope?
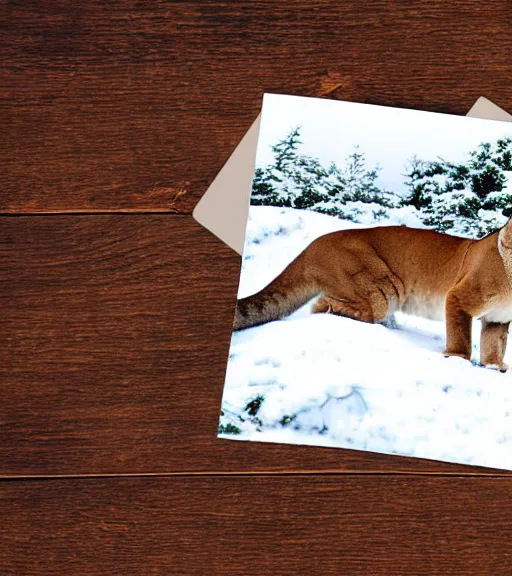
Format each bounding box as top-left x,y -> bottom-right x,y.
193,97 -> 512,255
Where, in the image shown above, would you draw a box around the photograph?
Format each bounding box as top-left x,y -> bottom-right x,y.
219,94 -> 512,470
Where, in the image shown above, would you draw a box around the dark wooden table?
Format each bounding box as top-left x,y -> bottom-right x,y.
1,2 -> 512,574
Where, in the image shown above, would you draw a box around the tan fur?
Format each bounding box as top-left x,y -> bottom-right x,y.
234,221 -> 512,371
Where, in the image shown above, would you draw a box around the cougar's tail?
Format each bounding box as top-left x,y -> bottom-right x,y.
233,251 -> 320,331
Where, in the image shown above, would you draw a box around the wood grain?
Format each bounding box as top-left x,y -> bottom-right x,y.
3,3 -> 512,572
1,214 -> 507,477
1,475 -> 511,575
2,0 -> 511,213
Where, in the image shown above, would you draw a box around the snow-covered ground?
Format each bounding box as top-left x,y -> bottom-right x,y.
219,206 -> 512,470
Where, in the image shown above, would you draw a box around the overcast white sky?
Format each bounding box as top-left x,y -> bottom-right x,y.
256,94 -> 512,196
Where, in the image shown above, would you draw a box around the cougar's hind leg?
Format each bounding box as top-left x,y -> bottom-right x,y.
366,282 -> 391,323
309,246 -> 400,324
312,272 -> 386,324
309,250 -> 375,322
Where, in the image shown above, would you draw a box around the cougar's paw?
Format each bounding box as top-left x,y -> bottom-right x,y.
311,296 -> 332,314
481,362 -> 508,373
443,350 -> 471,362
312,296 -> 370,321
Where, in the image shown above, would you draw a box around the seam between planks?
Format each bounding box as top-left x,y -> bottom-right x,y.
0,471 -> 510,481
0,211 -> 192,217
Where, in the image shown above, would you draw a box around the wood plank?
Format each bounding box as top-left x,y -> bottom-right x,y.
2,0 -> 511,213
1,475 -> 511,575
1,214 -> 509,476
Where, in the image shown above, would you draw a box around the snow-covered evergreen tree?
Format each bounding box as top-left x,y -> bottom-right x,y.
402,138 -> 512,238
251,128 -> 397,222
252,129 -> 511,239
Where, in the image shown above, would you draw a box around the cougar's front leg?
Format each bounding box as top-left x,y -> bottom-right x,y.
480,320 -> 509,372
444,291 -> 472,362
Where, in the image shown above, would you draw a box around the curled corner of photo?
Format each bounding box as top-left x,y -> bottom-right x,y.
192,115 -> 262,255
467,96 -> 512,122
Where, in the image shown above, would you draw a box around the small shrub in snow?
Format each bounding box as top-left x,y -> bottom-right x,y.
244,395 -> 264,416
218,423 -> 242,435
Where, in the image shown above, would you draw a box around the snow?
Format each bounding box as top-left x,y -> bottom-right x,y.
504,173 -> 512,195
220,206 -> 512,471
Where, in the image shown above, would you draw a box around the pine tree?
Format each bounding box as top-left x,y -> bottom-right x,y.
402,138 -> 512,238
337,148 -> 396,207
251,128 -> 397,222
273,127 -> 302,171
